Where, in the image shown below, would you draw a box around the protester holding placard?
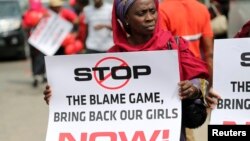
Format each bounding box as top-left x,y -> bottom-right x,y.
49,0 -> 79,55
206,19 -> 250,109
158,4 -> 219,134
44,0 -> 210,140
22,0 -> 49,87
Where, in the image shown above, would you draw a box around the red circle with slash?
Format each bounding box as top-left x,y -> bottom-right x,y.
94,56 -> 130,90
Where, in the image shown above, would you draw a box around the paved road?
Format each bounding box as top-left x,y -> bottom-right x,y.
0,59 -> 49,141
0,58 -> 209,141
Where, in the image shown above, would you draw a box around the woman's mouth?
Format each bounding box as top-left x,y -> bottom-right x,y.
146,25 -> 155,31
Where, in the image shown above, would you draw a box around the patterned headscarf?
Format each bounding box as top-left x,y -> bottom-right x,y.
115,0 -> 136,25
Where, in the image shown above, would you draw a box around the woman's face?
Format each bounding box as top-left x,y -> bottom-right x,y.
126,0 -> 157,36
50,6 -> 61,13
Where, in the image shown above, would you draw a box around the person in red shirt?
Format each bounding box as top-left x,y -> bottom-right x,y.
49,0 -> 78,24
22,0 -> 49,87
49,0 -> 79,55
22,0 -> 48,32
159,1 -> 214,141
72,0 -> 89,51
159,0 -> 214,62
62,0 -> 89,54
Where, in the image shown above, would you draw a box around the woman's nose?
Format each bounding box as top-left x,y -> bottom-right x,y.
145,12 -> 154,21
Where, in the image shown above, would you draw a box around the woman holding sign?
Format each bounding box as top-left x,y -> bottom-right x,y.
44,0 -> 210,140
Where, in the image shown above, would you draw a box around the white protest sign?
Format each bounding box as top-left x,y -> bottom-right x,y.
28,10 -> 73,56
210,38 -> 250,125
45,50 -> 182,141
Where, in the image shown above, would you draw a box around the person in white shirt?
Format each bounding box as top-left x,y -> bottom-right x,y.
83,0 -> 113,53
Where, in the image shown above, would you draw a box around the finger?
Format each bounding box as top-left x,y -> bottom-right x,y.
44,96 -> 48,102
180,84 -> 195,94
179,80 -> 196,100
45,98 -> 50,105
209,88 -> 222,99
179,94 -> 189,100
183,82 -> 193,92
209,92 -> 221,99
205,95 -> 214,103
44,97 -> 49,105
205,97 -> 214,108
44,93 -> 51,98
43,85 -> 51,95
179,89 -> 192,100
179,80 -> 189,87
208,101 -> 217,109
43,90 -> 51,95
44,94 -> 51,104
205,95 -> 218,109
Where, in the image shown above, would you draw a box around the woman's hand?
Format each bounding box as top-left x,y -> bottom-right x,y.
178,80 -> 199,100
205,88 -> 221,109
43,84 -> 52,105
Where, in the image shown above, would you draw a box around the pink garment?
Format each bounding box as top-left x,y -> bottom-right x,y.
22,0 -> 48,30
29,0 -> 43,10
59,8 -> 78,23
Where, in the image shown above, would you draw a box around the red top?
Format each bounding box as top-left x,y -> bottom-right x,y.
59,8 -> 78,23
159,0 -> 213,58
76,13 -> 87,41
22,8 -> 48,32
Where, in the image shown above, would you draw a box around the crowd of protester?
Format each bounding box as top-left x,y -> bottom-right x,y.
20,0 -> 250,141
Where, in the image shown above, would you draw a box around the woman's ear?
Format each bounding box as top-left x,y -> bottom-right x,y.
125,21 -> 129,26
125,15 -> 129,25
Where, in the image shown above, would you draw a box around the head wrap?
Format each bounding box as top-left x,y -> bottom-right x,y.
111,0 -> 162,49
115,0 -> 136,25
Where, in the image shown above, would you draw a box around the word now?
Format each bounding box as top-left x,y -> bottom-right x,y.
59,130 -> 169,141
